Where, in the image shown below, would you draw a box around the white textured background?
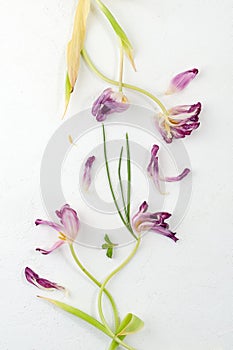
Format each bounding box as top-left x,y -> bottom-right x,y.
1,0 -> 233,349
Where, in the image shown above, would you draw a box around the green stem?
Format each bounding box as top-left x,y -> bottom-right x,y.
69,244 -> 119,331
126,133 -> 131,223
102,124 -> 138,240
98,237 -> 141,348
118,146 -> 128,220
81,48 -> 169,116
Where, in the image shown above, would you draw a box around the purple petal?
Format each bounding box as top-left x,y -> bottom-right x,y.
151,226 -> 178,242
167,68 -> 198,94
139,201 -> 148,213
35,219 -> 63,232
55,204 -> 70,219
147,144 -> 162,192
163,168 -> 191,182
59,205 -> 80,241
92,88 -> 112,116
169,102 -> 201,118
25,267 -> 39,287
132,203 -> 177,242
25,267 -> 66,291
92,88 -> 129,122
36,240 -> 65,255
83,155 -> 96,190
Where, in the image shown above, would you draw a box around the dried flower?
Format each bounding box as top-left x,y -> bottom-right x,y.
35,204 -> 79,255
132,201 -> 178,242
92,88 -> 129,122
156,102 -> 201,143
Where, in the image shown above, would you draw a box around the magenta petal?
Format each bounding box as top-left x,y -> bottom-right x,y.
35,219 -> 63,232
167,68 -> 198,94
164,168 -> 191,182
25,267 -> 66,291
152,226 -> 178,242
83,155 -> 96,190
36,240 -> 65,255
139,201 -> 148,213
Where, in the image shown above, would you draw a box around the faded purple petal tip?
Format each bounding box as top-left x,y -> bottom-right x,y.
83,156 -> 96,191
36,240 -> 65,255
167,68 -> 199,94
164,168 -> 191,182
139,201 -> 148,213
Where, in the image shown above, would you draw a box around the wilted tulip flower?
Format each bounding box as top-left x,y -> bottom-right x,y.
35,204 -> 80,255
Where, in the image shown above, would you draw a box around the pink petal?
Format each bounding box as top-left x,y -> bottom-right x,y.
167,68 -> 198,94
163,168 -> 191,182
60,206 -> 79,241
35,219 -> 63,232
36,240 -> 65,255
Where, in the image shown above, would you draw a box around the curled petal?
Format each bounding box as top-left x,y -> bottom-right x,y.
156,102 -> 201,143
163,168 -> 190,182
92,88 -> 129,122
169,102 -> 201,119
151,226 -> 178,242
36,240 -> 65,255
25,267 -> 66,292
132,202 -> 177,242
167,68 -> 198,94
147,146 -> 161,192
83,155 -> 96,190
35,219 -> 63,232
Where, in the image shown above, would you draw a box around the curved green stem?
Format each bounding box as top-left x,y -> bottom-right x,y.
81,48 -> 169,116
98,237 -> 141,347
69,243 -> 119,330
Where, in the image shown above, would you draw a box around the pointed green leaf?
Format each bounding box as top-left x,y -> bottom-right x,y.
95,0 -> 136,70
63,73 -> 73,118
104,234 -> 115,245
37,296 -> 109,335
117,313 -> 144,336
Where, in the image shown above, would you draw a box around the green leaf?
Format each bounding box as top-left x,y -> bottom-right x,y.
37,296 -> 109,335
63,73 -> 73,118
104,234 -> 115,245
106,247 -> 113,258
95,0 -> 136,70
102,234 -> 118,259
117,313 -> 144,336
